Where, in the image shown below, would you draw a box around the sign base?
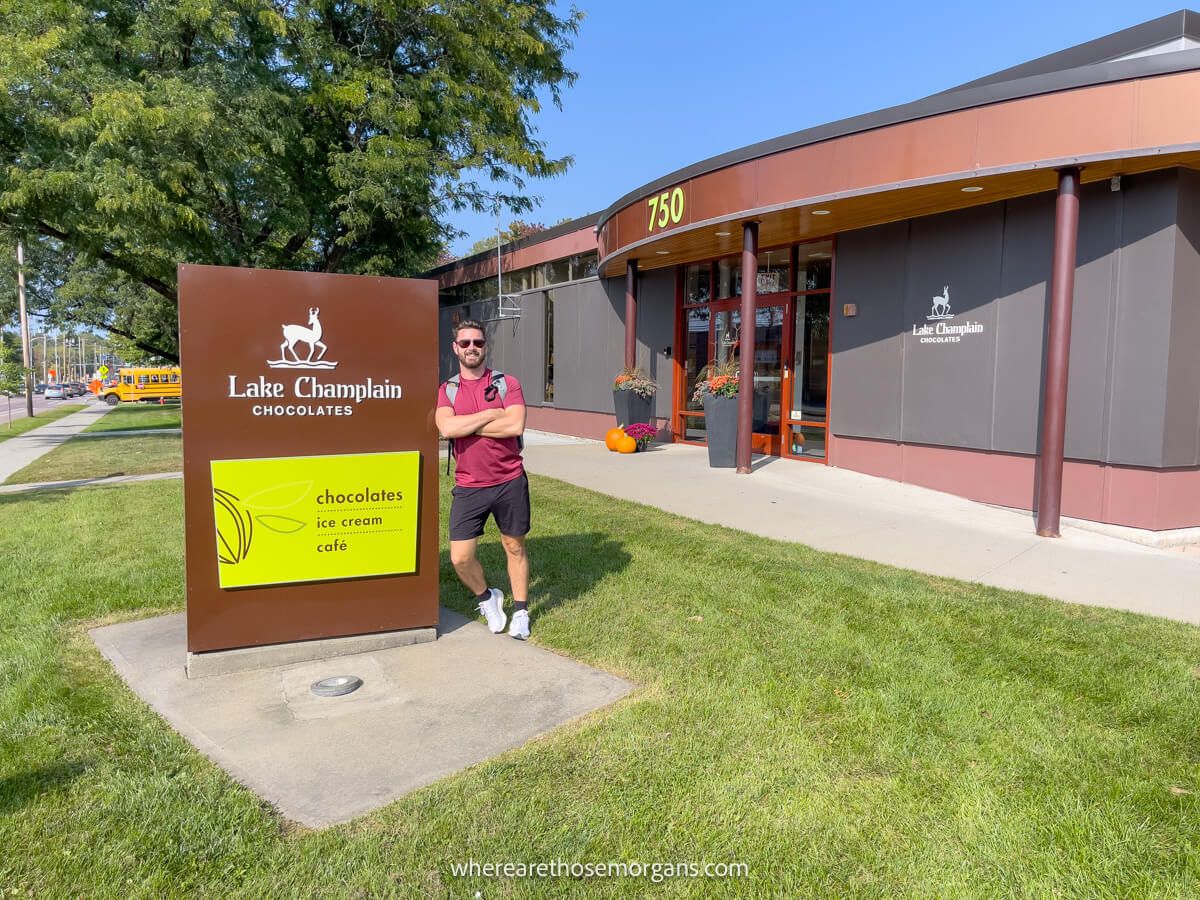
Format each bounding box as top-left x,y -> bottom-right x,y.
185,625 -> 437,679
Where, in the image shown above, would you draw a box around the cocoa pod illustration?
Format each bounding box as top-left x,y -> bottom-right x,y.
213,487 -> 254,564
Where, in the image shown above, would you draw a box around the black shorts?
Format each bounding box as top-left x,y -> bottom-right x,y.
449,472 -> 531,541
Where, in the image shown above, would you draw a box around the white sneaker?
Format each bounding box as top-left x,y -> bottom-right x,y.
477,588 -> 506,633
508,609 -> 530,641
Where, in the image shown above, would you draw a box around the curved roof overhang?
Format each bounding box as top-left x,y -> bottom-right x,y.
597,55 -> 1200,278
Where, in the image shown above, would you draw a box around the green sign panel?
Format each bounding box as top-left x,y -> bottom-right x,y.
210,451 -> 420,589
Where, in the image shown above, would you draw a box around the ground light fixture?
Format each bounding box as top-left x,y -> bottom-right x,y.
311,675 -> 363,697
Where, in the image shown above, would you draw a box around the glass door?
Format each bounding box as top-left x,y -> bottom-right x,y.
782,247 -> 830,460
674,241 -> 832,460
712,303 -> 787,455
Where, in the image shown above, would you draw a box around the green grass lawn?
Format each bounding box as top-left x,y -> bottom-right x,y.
84,402 -> 182,433
0,403 -> 84,443
3,433 -> 182,485
2,474 -> 1199,897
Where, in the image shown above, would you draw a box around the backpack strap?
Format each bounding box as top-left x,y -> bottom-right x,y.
444,375 -> 460,474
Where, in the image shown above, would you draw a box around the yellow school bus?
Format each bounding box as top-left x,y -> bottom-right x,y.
98,367 -> 182,405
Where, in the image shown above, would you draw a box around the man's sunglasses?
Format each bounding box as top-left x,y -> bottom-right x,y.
456,338 -> 486,348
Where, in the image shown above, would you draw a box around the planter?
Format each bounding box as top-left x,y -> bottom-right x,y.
702,394 -> 738,468
613,389 -> 653,428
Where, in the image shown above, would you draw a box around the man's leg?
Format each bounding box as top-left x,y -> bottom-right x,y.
448,538 -> 486,594
451,536 -> 506,632
499,533 -> 529,604
500,533 -> 531,640
449,487 -> 506,633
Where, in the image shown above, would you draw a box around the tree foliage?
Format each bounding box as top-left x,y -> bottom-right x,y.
0,0 -> 581,360
0,332 -> 26,394
466,219 -> 548,256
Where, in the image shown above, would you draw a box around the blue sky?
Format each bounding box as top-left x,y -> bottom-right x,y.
443,0 -> 1190,254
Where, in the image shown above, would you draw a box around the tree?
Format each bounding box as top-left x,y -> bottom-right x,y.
467,220 -> 549,256
0,1 -> 582,361
0,335 -> 27,411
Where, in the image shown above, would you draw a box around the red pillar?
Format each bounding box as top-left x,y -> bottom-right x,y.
736,221 -> 759,474
624,260 -> 637,371
1036,167 -> 1081,537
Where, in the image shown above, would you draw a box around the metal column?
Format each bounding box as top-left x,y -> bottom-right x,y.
624,261 -> 638,371
1035,167 -> 1081,537
736,221 -> 759,474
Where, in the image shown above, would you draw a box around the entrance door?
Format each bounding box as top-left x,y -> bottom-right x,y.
712,303 -> 787,455
674,242 -> 832,459
784,292 -> 830,460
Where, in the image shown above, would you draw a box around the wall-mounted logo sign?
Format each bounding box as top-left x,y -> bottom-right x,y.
928,286 -> 953,320
912,284 -> 985,345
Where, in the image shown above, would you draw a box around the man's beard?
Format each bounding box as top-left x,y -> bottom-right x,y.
460,352 -> 485,372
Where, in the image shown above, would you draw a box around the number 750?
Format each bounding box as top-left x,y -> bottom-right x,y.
647,187 -> 685,233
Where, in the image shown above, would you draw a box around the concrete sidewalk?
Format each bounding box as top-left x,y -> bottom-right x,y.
522,442 -> 1200,625
0,399 -> 110,483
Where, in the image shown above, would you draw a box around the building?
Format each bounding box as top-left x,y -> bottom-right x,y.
431,10 -> 1200,535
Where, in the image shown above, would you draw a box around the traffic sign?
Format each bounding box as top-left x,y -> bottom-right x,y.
98,365 -> 109,376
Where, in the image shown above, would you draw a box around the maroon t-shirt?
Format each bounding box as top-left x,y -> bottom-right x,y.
437,369 -> 526,488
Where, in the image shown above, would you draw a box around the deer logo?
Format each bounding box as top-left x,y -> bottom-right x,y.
268,307 -> 338,369
928,286 -> 952,320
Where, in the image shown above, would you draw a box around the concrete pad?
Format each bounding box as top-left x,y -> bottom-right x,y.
91,610 -> 633,828
185,624 -> 436,678
523,442 -> 1200,624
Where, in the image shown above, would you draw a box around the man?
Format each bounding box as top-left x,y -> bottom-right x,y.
435,320 -> 531,639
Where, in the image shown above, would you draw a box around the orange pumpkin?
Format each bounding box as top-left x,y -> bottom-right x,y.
605,427 -> 626,451
616,434 -> 637,454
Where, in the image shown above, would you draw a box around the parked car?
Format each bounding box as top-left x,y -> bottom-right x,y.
34,383 -> 46,394
45,384 -> 66,400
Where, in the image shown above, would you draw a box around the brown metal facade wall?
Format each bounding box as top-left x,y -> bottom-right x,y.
830,170 -> 1188,469
1164,168 -> 1200,466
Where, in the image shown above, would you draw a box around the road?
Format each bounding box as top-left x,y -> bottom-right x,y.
0,391 -> 94,428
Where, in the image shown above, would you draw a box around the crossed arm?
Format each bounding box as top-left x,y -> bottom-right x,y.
436,404 -> 526,440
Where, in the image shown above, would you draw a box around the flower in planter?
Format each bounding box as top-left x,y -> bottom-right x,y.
690,360 -> 740,404
624,422 -> 657,450
613,367 -> 657,399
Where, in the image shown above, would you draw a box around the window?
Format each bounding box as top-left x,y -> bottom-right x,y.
544,291 -> 555,403
571,252 -> 598,280
682,306 -> 711,410
543,258 -> 571,286
684,263 -> 710,304
502,269 -> 531,294
715,256 -> 741,299
756,249 -> 790,295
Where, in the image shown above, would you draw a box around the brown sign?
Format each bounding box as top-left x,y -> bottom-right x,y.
179,265 -> 439,653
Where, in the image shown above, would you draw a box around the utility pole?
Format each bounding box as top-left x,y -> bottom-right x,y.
17,240 -> 33,417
